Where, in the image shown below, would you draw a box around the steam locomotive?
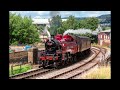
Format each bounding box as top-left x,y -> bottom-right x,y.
39,34 -> 91,68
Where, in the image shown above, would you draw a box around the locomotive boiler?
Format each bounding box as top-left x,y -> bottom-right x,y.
39,34 -> 91,68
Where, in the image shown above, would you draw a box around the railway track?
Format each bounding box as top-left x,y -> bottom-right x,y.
34,47 -> 100,79
9,66 -> 55,79
92,46 -> 107,55
46,48 -> 100,79
10,46 -> 108,79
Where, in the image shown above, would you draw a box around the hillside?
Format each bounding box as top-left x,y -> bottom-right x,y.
97,14 -> 111,24
62,14 -> 111,24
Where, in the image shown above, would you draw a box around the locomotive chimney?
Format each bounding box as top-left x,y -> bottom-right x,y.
51,35 -> 54,39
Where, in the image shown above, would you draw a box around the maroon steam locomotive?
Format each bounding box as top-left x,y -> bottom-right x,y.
39,34 -> 91,68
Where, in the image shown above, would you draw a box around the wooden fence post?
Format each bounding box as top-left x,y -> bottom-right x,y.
20,64 -> 21,73
11,65 -> 13,75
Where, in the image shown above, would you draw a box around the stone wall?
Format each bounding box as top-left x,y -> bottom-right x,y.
9,51 -> 28,63
28,47 -> 38,64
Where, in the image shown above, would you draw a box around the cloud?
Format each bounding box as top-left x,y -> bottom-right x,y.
33,16 -> 41,19
59,11 -> 110,18
37,11 -> 50,15
83,11 -> 111,17
60,11 -> 77,17
10,11 -> 111,18
10,11 -> 31,14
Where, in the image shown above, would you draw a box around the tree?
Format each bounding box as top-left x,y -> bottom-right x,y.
9,12 -> 40,45
85,17 -> 99,31
77,17 -> 99,31
9,13 -> 23,44
49,15 -> 62,35
65,15 -> 78,29
58,15 -> 79,34
87,17 -> 99,31
78,19 -> 87,28
57,27 -> 65,34
79,33 -> 98,43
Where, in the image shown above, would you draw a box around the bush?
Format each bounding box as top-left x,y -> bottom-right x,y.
11,41 -> 19,45
9,64 -> 32,76
79,33 -> 98,43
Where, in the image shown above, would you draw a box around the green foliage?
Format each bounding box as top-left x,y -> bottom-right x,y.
60,16 -> 99,33
57,27 -> 65,34
78,17 -> 99,31
65,15 -> 78,29
9,12 -> 40,45
79,33 -> 98,43
49,15 -> 62,35
11,41 -> 19,45
9,64 -> 32,76
47,15 -> 99,35
102,26 -> 110,31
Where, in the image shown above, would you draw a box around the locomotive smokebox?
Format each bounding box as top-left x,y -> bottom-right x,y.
51,35 -> 55,39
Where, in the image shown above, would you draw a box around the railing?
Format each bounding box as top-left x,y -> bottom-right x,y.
10,63 -> 32,76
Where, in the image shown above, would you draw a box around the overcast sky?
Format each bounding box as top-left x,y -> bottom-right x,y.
10,11 -> 111,19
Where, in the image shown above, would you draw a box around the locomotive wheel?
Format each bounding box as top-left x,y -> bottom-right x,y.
71,55 -> 74,63
42,63 -> 46,68
42,61 -> 49,68
42,63 -> 47,68
53,62 -> 58,69
66,53 -> 70,64
69,54 -> 73,63
67,53 -> 71,63
74,55 -> 77,62
62,60 -> 65,66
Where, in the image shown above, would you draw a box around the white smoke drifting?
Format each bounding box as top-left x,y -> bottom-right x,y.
63,29 -> 92,36
63,28 -> 101,36
44,26 -> 51,41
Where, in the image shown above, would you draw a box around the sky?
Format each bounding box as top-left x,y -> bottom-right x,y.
10,11 -> 111,19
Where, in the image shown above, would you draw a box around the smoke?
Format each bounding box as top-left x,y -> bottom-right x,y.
63,28 -> 100,36
44,26 -> 51,41
49,11 -> 60,17
49,11 -> 60,36
63,29 -> 93,36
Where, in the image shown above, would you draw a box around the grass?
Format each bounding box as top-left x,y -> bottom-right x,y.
91,43 -> 101,47
82,66 -> 111,79
9,64 -> 32,76
91,43 -> 110,50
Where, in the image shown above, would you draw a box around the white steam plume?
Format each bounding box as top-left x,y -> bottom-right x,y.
63,29 -> 94,36
44,26 -> 51,41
